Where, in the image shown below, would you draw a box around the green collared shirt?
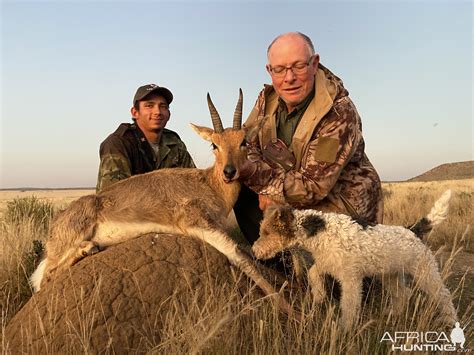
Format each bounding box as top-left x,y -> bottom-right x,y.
276,88 -> 315,147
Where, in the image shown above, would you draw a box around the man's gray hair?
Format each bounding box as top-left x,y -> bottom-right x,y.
267,32 -> 315,56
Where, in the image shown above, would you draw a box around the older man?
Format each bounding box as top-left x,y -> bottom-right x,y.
236,32 -> 383,244
96,84 -> 195,193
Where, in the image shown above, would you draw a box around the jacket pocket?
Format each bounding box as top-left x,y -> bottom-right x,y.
312,136 -> 339,163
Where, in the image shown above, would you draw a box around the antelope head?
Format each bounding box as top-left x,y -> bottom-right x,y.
190,89 -> 248,183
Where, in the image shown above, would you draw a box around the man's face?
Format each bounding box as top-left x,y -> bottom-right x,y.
266,35 -> 319,112
131,94 -> 170,133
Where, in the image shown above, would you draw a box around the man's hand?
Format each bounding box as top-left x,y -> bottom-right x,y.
258,195 -> 281,211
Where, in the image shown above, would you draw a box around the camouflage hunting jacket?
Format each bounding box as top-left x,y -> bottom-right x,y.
243,64 -> 384,223
96,123 -> 195,193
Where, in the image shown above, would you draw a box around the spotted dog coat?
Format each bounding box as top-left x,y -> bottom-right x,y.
252,190 -> 457,330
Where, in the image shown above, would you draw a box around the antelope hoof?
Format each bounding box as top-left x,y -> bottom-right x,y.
79,241 -> 100,257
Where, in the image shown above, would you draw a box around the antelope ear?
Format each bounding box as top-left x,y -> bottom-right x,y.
189,123 -> 214,142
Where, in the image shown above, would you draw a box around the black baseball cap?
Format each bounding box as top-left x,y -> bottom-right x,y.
133,84 -> 173,105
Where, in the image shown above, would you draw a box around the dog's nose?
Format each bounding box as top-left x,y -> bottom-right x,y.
223,165 -> 236,180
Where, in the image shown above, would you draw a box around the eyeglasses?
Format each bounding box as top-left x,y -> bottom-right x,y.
268,56 -> 314,78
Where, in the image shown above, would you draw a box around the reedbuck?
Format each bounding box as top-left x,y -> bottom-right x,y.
31,90 -> 293,315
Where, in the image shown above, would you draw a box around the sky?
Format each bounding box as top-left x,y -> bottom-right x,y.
1,0 -> 472,188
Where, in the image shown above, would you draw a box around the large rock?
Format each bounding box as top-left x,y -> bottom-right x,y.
5,233 -> 246,353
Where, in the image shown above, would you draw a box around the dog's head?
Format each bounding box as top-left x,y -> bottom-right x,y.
252,204 -> 296,260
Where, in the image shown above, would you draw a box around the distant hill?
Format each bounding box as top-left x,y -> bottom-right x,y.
408,161 -> 474,182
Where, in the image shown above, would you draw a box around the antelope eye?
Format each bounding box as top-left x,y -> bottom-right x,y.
212,143 -> 217,150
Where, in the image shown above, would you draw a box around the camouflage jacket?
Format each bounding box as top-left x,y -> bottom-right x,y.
243,65 -> 383,223
96,123 -> 195,193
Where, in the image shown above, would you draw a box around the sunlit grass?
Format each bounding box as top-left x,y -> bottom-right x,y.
1,180 -> 472,353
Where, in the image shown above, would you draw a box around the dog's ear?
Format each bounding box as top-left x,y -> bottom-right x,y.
267,205 -> 295,237
264,204 -> 280,219
277,205 -> 294,226
265,204 -> 292,221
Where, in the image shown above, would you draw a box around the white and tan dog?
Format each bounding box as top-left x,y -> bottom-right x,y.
252,190 -> 457,329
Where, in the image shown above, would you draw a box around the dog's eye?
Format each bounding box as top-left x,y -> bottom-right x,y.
240,139 -> 247,147
211,143 -> 217,150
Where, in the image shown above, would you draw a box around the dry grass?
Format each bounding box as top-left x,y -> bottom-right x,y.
0,189 -> 94,216
383,179 -> 473,251
0,180 -> 472,353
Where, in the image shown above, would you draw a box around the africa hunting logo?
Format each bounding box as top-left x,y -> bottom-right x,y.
380,322 -> 470,352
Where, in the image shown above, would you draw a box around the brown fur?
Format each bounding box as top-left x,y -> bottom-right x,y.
40,129 -> 245,284
32,94 -> 294,317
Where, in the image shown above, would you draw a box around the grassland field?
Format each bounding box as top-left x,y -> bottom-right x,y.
0,179 -> 472,353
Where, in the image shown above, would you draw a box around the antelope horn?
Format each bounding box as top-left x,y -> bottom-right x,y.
233,88 -> 243,130
207,93 -> 224,133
